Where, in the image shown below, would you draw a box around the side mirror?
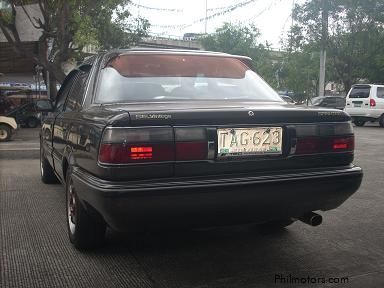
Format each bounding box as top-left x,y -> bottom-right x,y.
36,100 -> 54,112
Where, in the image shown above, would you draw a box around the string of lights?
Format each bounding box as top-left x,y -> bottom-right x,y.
240,0 -> 282,24
206,0 -> 257,12
129,1 -> 183,13
151,0 -> 260,30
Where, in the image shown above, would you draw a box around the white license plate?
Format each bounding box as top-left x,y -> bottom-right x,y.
217,127 -> 283,158
354,104 -> 362,107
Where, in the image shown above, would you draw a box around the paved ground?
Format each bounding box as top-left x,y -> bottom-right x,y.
0,128 -> 40,159
0,126 -> 383,287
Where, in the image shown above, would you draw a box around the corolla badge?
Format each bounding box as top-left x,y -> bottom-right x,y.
248,111 -> 255,117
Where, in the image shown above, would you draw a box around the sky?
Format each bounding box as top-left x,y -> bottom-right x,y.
127,0 -> 302,49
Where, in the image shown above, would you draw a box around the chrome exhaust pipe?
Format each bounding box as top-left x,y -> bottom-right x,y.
298,212 -> 322,226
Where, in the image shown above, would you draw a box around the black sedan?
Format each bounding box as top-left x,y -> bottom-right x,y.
39,49 -> 363,250
309,96 -> 346,110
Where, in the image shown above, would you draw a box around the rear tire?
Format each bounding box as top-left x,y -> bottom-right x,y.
0,124 -> 11,142
27,117 -> 39,128
40,146 -> 59,184
66,168 -> 106,250
353,120 -> 365,127
379,115 -> 384,127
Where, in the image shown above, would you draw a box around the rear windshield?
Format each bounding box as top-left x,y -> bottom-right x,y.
95,54 -> 283,103
349,86 -> 371,98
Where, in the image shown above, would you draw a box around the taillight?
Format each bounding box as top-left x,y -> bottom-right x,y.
370,98 -> 376,107
99,143 -> 174,163
294,123 -> 354,155
176,142 -> 207,161
99,127 -> 208,164
175,127 -> 208,161
332,137 -> 354,151
295,136 -> 354,155
99,127 -> 175,164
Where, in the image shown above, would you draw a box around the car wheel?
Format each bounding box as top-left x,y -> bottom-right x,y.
0,124 -> 11,142
66,168 -> 106,250
40,146 -> 59,184
353,120 -> 365,127
27,117 -> 39,128
379,115 -> 384,127
257,218 -> 295,232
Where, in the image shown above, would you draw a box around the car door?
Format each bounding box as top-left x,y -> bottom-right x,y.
41,80 -> 74,170
52,71 -> 79,180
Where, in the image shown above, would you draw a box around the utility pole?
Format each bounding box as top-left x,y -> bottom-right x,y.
204,0 -> 208,34
319,0 -> 328,96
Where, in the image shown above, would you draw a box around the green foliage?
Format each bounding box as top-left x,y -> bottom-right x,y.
292,0 -> 384,92
71,0 -> 150,50
0,0 -> 150,89
200,23 -> 260,56
0,1 -> 13,24
280,43 -> 320,96
199,23 -> 278,88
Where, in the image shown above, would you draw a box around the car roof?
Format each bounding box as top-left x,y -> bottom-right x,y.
352,84 -> 384,87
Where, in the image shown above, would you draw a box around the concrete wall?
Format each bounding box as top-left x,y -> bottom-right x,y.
0,4 -> 43,42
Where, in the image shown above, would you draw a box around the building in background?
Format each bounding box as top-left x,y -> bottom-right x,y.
0,3 -> 47,112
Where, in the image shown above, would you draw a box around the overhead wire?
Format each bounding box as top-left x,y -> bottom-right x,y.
129,1 -> 183,12
150,0 -> 261,30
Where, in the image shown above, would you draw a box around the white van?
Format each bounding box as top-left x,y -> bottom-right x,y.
345,84 -> 384,127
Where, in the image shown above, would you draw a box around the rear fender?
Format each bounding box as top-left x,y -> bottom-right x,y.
0,116 -> 18,130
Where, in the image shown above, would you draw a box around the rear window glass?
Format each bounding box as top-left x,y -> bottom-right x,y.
377,87 -> 384,99
107,55 -> 248,78
96,54 -> 283,104
349,86 -> 371,98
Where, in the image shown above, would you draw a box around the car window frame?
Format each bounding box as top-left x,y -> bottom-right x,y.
54,70 -> 79,113
376,87 -> 384,99
63,68 -> 91,112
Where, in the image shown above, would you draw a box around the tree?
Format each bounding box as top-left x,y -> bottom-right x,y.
199,23 -> 278,87
293,0 -> 384,92
0,0 -> 149,98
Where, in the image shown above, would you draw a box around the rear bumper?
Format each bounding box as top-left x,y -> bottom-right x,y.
345,108 -> 384,120
72,165 -> 363,231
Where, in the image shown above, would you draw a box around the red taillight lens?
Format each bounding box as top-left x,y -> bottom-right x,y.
99,143 -> 174,164
99,127 -> 209,164
295,136 -> 354,155
332,137 -> 354,151
176,142 -> 207,161
130,146 -> 153,159
370,98 -> 376,107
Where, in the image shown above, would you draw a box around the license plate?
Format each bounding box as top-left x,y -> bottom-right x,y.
217,127 -> 283,158
354,104 -> 361,107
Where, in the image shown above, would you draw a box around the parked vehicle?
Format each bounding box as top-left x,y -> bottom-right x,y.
344,84 -> 384,127
39,49 -> 363,250
280,95 -> 296,104
5,99 -> 52,128
309,96 -> 346,110
0,116 -> 18,142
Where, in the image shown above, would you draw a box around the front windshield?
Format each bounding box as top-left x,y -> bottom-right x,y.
311,97 -> 323,105
95,54 -> 283,104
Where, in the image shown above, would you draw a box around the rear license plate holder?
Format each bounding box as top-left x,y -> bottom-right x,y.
217,127 -> 283,158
